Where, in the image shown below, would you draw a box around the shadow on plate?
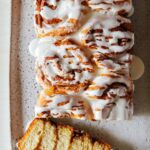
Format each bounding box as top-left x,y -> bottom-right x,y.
133,0 -> 150,117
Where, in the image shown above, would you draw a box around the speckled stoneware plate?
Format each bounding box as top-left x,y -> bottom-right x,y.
10,0 -> 150,150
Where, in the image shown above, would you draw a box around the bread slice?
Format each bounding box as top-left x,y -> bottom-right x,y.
17,119 -> 44,150
93,141 -> 112,150
82,134 -> 93,150
39,121 -> 57,150
69,135 -> 84,150
17,118 -> 112,150
56,125 -> 73,150
69,133 -> 93,150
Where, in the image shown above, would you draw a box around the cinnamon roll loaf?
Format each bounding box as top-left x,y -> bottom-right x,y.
29,0 -> 135,121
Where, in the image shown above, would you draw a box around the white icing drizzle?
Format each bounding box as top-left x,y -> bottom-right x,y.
93,53 -> 132,73
80,15 -> 134,57
87,0 -> 133,16
35,84 -> 133,120
29,37 -> 94,93
35,91 -> 87,119
84,51 -> 133,102
34,0 -> 84,36
107,99 -> 133,120
84,72 -> 133,98
84,84 -> 133,120
88,98 -> 132,120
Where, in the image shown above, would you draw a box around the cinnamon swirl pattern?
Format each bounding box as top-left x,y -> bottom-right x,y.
34,0 -> 85,37
84,53 -> 133,120
87,0 -> 133,16
30,37 -> 94,94
30,0 -> 135,120
35,90 -> 88,120
80,15 -> 134,58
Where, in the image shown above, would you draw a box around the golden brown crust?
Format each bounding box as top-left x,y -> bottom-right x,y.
17,119 -> 44,150
17,118 -> 112,150
56,124 -> 74,150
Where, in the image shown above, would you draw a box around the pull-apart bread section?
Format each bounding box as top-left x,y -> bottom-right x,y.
34,0 -> 88,37
80,15 -> 134,58
30,37 -> 94,94
17,118 -> 112,150
35,90 -> 89,120
84,54 -> 133,120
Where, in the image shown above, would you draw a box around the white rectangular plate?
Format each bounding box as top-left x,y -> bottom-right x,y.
9,0 -> 150,150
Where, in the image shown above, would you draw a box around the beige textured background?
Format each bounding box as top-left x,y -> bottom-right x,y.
9,0 -> 150,150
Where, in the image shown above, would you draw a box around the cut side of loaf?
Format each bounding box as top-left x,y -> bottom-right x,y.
17,119 -> 44,150
69,135 -> 84,150
82,134 -> 93,150
17,118 -> 112,150
39,121 -> 57,150
56,125 -> 73,150
93,141 -> 110,150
